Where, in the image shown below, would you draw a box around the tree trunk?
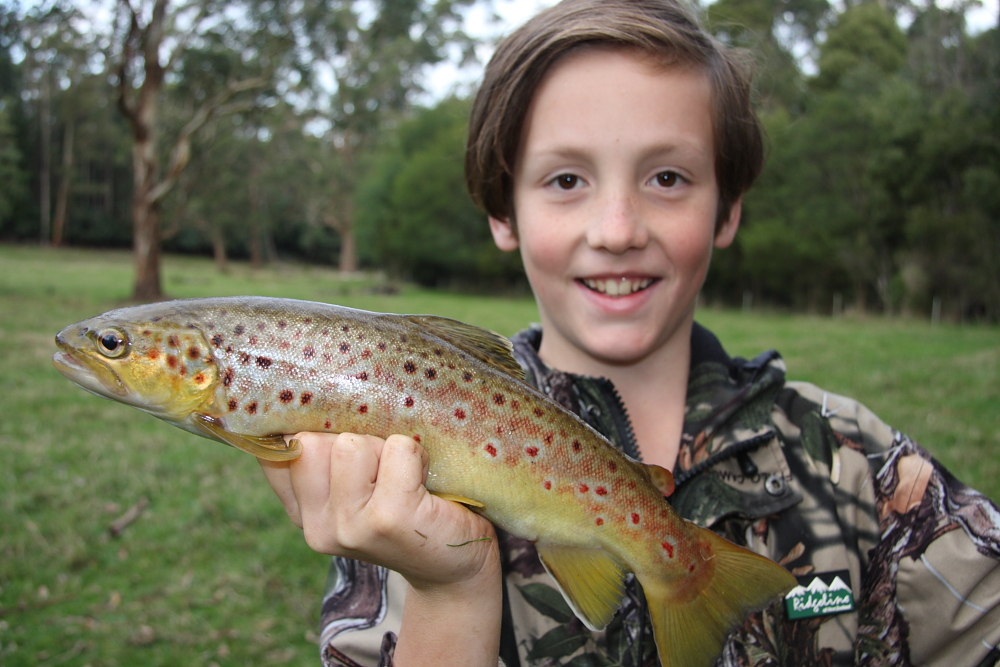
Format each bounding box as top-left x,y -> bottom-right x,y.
130,90 -> 163,301
39,71 -> 51,246
212,225 -> 228,272
339,226 -> 357,273
52,117 -> 75,246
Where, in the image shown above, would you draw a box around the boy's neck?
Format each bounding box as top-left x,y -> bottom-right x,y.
537,319 -> 693,471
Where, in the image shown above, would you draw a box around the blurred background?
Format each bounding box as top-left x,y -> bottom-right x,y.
0,0 -> 997,664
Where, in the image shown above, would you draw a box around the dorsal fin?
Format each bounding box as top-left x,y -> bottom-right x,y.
405,315 -> 525,381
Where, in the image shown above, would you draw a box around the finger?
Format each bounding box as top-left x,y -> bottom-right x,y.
371,434 -> 430,504
286,432 -> 336,526
324,433 -> 385,519
258,447 -> 301,528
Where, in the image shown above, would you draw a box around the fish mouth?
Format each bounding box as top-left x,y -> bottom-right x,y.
52,346 -> 129,398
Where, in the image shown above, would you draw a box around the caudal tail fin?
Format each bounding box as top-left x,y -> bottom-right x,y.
640,526 -> 795,667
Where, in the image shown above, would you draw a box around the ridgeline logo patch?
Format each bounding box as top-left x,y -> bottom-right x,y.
785,570 -> 855,620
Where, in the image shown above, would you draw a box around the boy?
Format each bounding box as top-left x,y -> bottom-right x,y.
260,0 -> 1000,664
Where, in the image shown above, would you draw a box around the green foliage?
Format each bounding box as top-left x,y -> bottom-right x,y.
356,98 -> 524,289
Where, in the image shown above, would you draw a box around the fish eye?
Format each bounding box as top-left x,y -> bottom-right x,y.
96,328 -> 129,358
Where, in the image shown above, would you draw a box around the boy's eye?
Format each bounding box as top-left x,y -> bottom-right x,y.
654,171 -> 681,187
552,174 -> 580,190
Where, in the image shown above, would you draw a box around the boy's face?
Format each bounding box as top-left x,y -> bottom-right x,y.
489,48 -> 740,371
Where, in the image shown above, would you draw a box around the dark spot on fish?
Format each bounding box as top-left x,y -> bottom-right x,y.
403,361 -> 417,374
356,372 -> 369,381
400,335 -> 408,343
186,323 -> 197,330
279,390 -> 294,403
534,407 -> 545,417
434,349 -> 443,356
404,396 -> 415,407
543,433 -> 554,444
167,355 -> 178,369
424,368 -> 437,380
303,346 -> 316,359
277,320 -> 287,329
361,349 -> 372,359
512,400 -> 520,410
239,352 -> 251,365
595,486 -> 608,496
222,369 -> 235,387
178,366 -> 186,377
526,446 -> 539,458
493,393 -> 505,405
148,349 -> 160,360
579,484 -> 589,493
484,444 -> 497,457
342,325 -> 350,332
226,346 -> 233,353
168,335 -> 180,348
608,461 -> 617,473
235,325 -> 245,335
324,420 -> 332,429
454,408 -> 466,419
300,392 -> 313,405
377,342 -> 387,351
194,373 -> 206,384
257,322 -> 266,331
212,334 -> 224,347
339,342 -> 350,354
142,330 -> 152,336
358,404 -> 368,414
188,347 -> 201,360
228,399 -> 238,411
256,356 -> 272,369
462,372 -> 473,382
249,335 -> 258,345
151,316 -> 162,322
304,318 -> 312,324
323,354 -> 332,363
447,364 -> 455,370
246,402 -> 258,415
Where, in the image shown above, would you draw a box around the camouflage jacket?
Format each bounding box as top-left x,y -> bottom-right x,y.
316,323 -> 1000,667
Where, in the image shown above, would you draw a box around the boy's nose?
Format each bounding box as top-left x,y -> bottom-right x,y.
586,191 -> 649,254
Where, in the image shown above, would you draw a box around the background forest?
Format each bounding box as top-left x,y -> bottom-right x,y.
0,0 -> 997,319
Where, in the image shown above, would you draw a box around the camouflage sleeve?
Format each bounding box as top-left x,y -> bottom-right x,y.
722,384 -> 1000,667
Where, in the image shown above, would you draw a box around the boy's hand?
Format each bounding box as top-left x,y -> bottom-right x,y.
258,432 -> 500,591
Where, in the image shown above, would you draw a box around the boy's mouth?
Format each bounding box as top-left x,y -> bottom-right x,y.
580,277 -> 656,297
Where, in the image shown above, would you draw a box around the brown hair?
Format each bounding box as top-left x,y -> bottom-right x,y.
465,0 -> 763,228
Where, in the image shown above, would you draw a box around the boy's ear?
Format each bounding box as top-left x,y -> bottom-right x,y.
713,198 -> 742,249
489,216 -> 520,252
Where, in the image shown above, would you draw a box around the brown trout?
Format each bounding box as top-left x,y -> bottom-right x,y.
53,296 -> 794,667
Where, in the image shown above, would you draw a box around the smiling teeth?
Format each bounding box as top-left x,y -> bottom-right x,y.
583,278 -> 654,296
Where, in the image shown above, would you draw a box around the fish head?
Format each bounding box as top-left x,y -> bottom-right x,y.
53,308 -> 219,421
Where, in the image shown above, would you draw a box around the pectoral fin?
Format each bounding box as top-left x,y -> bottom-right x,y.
535,543 -> 628,631
191,413 -> 303,461
430,491 -> 486,508
643,463 -> 675,497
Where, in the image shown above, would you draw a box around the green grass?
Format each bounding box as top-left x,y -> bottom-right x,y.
1,244 -> 997,665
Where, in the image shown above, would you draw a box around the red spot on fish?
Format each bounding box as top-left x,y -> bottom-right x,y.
279,390 -> 294,403
413,434 -> 421,443
579,483 -> 589,493
247,402 -> 258,415
454,408 -> 466,419
179,365 -> 186,377
361,349 -> 372,359
324,420 -> 332,429
211,334 -> 224,347
425,368 -> 437,380
596,486 -> 608,496
596,518 -> 604,526
300,392 -> 313,405
279,341 -> 290,351
277,320 -> 287,329
378,342 -> 387,351
303,346 -> 316,359
689,564 -> 696,573
572,440 -> 582,452
404,396 -> 415,407
512,400 -> 520,410
356,372 -> 369,381
234,325 -> 245,335
404,361 -> 417,374
484,444 -> 497,457
228,399 -> 238,411
339,342 -> 350,353
543,433 -> 554,444
631,513 -> 640,524
358,404 -> 368,414
462,372 -> 473,382
256,356 -> 272,369
493,393 -> 505,405
168,335 -> 180,348
544,481 -> 552,490
526,446 -> 539,457
533,407 -> 544,417
608,461 -> 617,473
167,355 -> 178,369
187,347 -> 201,360
148,349 -> 160,360
661,542 -> 674,558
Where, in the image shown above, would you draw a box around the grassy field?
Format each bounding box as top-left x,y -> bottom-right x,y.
1,244 -> 997,666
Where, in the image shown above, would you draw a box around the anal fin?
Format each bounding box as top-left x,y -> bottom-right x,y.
191,413 -> 302,461
535,543 -> 628,631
